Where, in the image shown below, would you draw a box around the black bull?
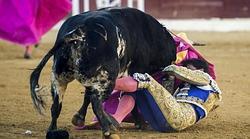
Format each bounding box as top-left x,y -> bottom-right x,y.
30,7 -> 176,137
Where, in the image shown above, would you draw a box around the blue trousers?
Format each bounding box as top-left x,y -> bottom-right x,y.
126,89 -> 173,132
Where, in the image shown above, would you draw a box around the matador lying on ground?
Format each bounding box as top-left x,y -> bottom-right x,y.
75,58 -> 222,132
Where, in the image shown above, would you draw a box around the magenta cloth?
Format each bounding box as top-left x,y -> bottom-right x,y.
0,0 -> 71,46
174,36 -> 216,80
103,91 -> 135,123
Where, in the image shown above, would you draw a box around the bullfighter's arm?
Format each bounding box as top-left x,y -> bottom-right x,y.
163,65 -> 210,86
163,65 -> 222,95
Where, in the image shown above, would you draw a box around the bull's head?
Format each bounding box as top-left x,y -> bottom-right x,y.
63,23 -> 119,99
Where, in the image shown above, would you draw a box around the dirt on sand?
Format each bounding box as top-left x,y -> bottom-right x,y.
0,31 -> 250,139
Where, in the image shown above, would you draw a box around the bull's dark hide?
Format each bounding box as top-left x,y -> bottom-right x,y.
30,7 -> 176,137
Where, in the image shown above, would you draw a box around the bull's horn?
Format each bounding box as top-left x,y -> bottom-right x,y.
94,23 -> 107,41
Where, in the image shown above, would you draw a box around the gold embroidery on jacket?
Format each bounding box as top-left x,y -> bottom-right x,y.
163,65 -> 210,86
138,75 -> 196,131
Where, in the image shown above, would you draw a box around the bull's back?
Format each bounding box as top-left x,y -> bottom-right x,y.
106,8 -> 176,74
55,7 -> 176,75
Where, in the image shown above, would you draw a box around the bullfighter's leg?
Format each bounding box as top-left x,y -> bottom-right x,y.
72,89 -> 91,127
48,72 -> 72,131
133,73 -> 197,131
90,91 -> 119,137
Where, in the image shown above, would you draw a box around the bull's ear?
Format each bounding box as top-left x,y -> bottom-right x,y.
64,27 -> 86,43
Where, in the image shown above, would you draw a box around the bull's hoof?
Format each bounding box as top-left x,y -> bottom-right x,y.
103,133 -> 120,139
71,113 -> 85,127
46,129 -> 69,139
102,114 -> 120,139
109,134 -> 120,139
103,124 -> 120,139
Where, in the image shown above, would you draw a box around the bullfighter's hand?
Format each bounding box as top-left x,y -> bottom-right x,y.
132,73 -> 151,89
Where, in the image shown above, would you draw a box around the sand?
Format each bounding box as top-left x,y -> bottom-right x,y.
0,31 -> 250,139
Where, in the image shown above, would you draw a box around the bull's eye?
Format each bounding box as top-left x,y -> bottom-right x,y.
71,40 -> 82,46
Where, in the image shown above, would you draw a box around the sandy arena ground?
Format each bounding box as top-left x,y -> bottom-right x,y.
0,31 -> 250,139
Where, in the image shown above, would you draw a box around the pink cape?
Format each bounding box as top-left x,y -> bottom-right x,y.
0,0 -> 71,46
174,36 -> 216,80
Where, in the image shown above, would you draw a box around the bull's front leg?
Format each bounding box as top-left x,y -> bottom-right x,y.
90,91 -> 120,138
72,90 -> 91,127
